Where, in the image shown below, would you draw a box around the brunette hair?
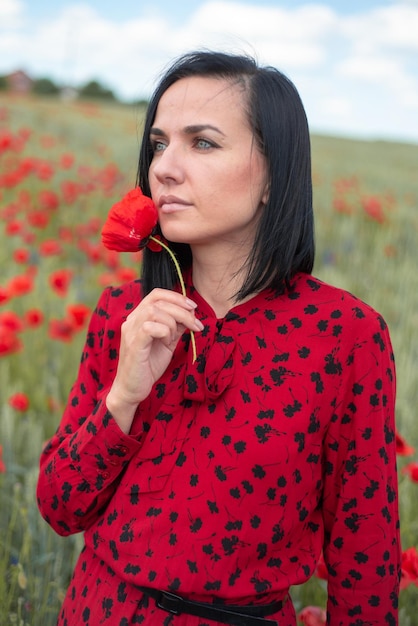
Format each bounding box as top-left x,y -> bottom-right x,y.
137,50 -> 314,299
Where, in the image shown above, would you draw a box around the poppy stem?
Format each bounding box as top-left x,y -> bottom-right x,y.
149,235 -> 197,363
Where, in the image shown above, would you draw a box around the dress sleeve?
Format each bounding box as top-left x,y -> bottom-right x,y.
36,287 -> 143,536
322,310 -> 400,625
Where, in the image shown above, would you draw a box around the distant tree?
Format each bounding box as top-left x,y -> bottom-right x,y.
33,77 -> 60,95
0,75 -> 7,91
78,80 -> 116,100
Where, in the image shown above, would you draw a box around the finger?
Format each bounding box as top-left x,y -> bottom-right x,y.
145,288 -> 198,311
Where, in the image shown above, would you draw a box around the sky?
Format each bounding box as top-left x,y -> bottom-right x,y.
1,0 -> 418,143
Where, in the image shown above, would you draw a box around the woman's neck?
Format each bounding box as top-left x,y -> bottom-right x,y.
191,248 -> 252,318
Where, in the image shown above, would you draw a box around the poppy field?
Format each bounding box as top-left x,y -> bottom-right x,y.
0,92 -> 417,625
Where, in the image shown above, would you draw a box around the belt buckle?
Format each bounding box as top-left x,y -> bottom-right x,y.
156,590 -> 184,615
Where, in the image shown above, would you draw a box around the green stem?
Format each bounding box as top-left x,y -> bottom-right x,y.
150,236 -> 197,363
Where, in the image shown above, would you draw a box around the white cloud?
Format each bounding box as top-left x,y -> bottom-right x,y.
0,0 -> 24,28
0,1 -> 417,142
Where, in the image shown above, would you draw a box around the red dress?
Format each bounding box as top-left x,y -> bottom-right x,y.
37,273 -> 400,625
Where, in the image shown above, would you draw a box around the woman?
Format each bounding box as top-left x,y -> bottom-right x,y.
37,51 -> 400,625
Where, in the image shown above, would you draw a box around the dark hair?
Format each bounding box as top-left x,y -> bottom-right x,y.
137,50 -> 314,299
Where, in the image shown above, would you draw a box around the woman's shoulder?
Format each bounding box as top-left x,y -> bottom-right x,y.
275,272 -> 389,333
95,279 -> 143,319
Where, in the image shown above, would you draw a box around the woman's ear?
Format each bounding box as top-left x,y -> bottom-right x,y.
261,180 -> 270,206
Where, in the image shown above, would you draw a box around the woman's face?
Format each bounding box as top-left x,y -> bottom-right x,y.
148,76 -> 269,254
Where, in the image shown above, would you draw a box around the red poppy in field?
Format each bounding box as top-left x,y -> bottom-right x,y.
28,209 -> 50,229
13,248 -> 30,264
5,219 -> 24,236
0,326 -> 22,356
23,308 -> 44,328
362,196 -> 386,224
297,605 -> 326,626
8,392 -> 30,412
39,239 -> 63,257
38,189 -> 59,211
400,546 -> 418,590
401,462 -> 418,483
0,445 -> 6,472
49,269 -> 73,296
61,179 -> 81,205
35,160 -> 54,181
101,187 -> 158,252
396,430 -> 415,456
66,303 -> 91,329
0,311 -> 24,332
101,247 -> 120,270
60,153 -> 75,169
58,226 -> 74,243
80,241 -> 102,264
115,267 -> 137,283
7,273 -> 34,297
0,286 -> 10,305
332,197 -> 353,215
48,318 -> 76,342
0,129 -> 14,153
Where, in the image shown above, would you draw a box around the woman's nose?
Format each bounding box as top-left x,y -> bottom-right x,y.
152,144 -> 185,183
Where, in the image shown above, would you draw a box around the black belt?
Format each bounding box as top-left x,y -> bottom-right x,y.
137,586 -> 285,625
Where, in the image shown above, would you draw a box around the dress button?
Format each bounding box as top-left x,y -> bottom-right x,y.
102,471 -> 110,479
117,445 -> 128,454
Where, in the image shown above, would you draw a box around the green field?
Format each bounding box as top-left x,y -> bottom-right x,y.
1,93 -> 417,624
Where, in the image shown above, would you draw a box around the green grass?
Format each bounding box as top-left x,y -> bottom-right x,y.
1,93 -> 417,624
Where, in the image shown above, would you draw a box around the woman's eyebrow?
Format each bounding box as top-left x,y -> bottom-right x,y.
150,124 -> 225,137
184,124 -> 225,136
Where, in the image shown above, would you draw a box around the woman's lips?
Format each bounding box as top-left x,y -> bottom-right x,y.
159,196 -> 191,213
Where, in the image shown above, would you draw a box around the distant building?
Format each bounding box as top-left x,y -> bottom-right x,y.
6,70 -> 33,94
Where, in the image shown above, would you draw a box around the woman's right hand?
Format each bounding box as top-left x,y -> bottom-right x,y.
106,288 -> 204,433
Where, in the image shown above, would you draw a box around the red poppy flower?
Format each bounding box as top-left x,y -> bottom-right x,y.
0,326 -> 22,356
396,430 -> 415,456
38,189 -> 59,211
0,445 -> 6,473
39,239 -> 63,257
102,188 -> 197,362
0,286 -> 10,305
49,269 -> 73,296
402,462 -> 418,483
5,219 -> 24,235
28,209 -> 50,229
362,196 -> 386,224
60,153 -> 74,169
400,546 -> 418,590
66,303 -> 91,329
24,308 -> 44,328
8,392 -> 30,412
7,273 -> 34,297
101,187 -> 158,252
297,605 -> 326,626
0,311 -> 24,332
48,318 -> 76,342
13,248 -> 30,264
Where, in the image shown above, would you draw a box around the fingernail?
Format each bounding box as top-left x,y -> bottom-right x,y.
194,319 -> 205,331
186,298 -> 198,309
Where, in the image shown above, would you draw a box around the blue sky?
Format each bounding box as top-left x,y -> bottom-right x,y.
1,0 -> 418,143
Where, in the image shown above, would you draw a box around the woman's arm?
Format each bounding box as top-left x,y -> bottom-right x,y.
36,286 -> 144,535
322,311 -> 400,624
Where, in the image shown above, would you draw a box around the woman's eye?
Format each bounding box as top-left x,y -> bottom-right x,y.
151,140 -> 167,153
195,137 -> 216,150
